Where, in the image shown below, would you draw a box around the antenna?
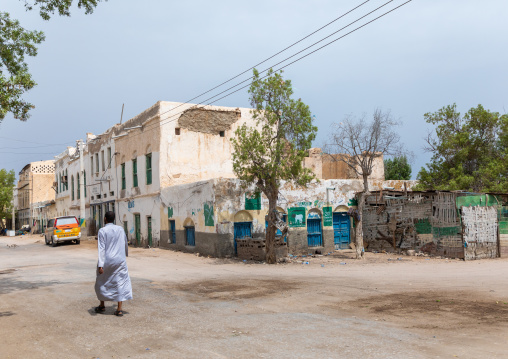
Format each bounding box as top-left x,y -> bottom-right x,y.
119,103 -> 125,124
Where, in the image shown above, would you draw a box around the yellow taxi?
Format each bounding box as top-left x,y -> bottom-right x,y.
44,216 -> 81,247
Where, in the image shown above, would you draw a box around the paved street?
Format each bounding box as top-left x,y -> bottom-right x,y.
1,234 -> 508,359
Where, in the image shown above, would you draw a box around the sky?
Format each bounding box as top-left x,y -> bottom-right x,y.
1,0 -> 507,179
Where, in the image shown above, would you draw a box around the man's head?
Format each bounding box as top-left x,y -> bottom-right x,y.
104,211 -> 115,224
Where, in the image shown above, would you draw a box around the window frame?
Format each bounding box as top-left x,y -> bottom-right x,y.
146,153 -> 152,185
107,147 -> 112,168
77,173 -> 81,199
101,150 -> 105,172
121,163 -> 126,190
132,158 -> 138,188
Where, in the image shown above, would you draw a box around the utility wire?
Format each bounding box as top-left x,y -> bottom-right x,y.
0,136 -> 73,146
88,1 -> 383,144
121,0 -> 411,142
171,0 -> 372,109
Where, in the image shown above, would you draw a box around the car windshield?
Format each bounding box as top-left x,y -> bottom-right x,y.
56,217 -> 78,226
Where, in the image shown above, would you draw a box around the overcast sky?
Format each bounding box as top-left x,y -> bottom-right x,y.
1,0 -> 507,179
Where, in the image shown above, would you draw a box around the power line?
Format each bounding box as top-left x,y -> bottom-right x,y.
0,144 -> 73,150
122,0 -> 412,142
4,2 -> 370,158
175,0 -> 372,108
0,151 -> 61,155
94,1 -> 383,144
0,136 -> 73,146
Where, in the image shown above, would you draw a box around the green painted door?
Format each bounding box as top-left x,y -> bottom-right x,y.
135,214 -> 141,246
147,216 -> 152,247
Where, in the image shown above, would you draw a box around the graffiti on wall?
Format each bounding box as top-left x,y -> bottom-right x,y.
323,206 -> 332,226
128,201 -> 135,208
288,207 -> 306,227
348,198 -> 358,206
204,202 -> 214,226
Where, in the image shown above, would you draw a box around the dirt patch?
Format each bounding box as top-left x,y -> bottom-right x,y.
339,291 -> 508,330
0,269 -> 16,275
173,279 -> 299,300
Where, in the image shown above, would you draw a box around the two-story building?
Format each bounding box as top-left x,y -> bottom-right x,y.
49,100 -> 395,258
16,160 -> 55,231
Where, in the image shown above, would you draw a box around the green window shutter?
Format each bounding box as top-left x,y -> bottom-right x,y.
133,159 -> 138,187
121,163 -> 126,189
77,174 -> 80,199
71,176 -> 74,200
146,153 -> 152,185
84,171 -> 87,197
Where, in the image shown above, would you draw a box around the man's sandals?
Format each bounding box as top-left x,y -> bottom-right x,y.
114,310 -> 124,317
94,305 -> 105,313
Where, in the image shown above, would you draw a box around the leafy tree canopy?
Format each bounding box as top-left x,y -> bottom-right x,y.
232,68 -> 317,263
416,104 -> 508,192
0,12 -> 45,122
1,1 -> 104,122
0,169 -> 16,223
384,155 -> 411,180
21,0 -> 104,20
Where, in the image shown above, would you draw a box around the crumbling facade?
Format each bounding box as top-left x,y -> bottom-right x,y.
362,190 -> 503,260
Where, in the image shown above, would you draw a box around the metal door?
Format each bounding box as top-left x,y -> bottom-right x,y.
185,227 -> 195,246
134,214 -> 141,246
307,218 -> 323,247
170,220 -> 176,244
333,212 -> 350,250
147,216 -> 152,247
234,221 -> 252,254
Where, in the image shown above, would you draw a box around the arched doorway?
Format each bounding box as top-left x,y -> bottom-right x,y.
307,209 -> 323,247
333,206 -> 350,250
234,211 -> 253,254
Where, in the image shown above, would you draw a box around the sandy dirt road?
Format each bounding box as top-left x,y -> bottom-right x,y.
1,234 -> 508,359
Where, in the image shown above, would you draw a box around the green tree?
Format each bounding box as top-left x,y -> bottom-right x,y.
384,155 -> 411,180
0,13 -> 45,122
1,1 -> 104,123
0,169 -> 16,228
232,68 -> 317,264
416,104 -> 508,192
327,110 -> 405,259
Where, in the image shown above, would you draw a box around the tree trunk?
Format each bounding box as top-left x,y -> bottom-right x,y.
355,175 -> 371,259
265,192 -> 278,264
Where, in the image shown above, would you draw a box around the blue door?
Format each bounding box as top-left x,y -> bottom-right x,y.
170,220 -> 176,244
185,226 -> 195,246
333,213 -> 350,250
307,218 -> 323,247
234,222 -> 252,254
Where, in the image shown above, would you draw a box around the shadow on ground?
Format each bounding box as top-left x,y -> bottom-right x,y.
0,311 -> 16,317
0,276 -> 63,295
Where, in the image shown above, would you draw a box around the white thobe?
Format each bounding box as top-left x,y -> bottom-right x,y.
94,223 -> 133,302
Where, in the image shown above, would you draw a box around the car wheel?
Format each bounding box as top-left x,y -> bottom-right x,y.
75,240 -> 80,245
51,237 -> 57,247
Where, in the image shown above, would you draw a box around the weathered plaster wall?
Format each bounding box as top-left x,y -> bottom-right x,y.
157,177 -> 409,257
159,102 -> 257,187
303,149 -> 385,180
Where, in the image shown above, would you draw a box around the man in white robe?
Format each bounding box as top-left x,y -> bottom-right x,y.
94,211 -> 132,316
